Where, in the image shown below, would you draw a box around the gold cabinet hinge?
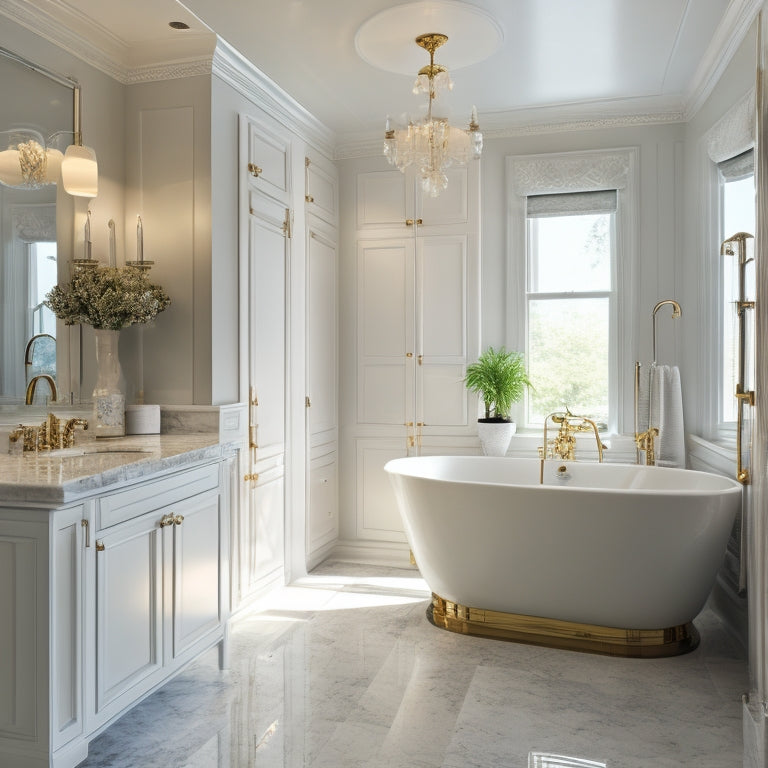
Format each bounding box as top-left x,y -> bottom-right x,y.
305,396 -> 312,408
305,195 -> 314,203
282,208 -> 292,239
81,519 -> 90,548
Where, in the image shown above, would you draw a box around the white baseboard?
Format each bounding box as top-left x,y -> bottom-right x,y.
328,539 -> 416,568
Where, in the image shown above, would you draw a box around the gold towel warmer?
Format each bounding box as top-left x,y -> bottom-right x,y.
722,232 -> 755,485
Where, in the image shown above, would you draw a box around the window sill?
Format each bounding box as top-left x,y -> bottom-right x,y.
687,434 -> 737,478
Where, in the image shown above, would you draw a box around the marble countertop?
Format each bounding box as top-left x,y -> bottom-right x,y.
0,433 -> 234,505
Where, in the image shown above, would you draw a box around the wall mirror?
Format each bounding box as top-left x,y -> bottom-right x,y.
0,46 -> 78,405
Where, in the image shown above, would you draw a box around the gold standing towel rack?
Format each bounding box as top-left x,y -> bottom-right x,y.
721,232 -> 755,485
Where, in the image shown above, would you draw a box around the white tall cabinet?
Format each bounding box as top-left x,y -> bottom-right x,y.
233,110 -> 339,609
305,149 -> 340,568
342,163 -> 480,552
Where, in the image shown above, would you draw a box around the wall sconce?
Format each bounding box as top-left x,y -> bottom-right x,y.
0,47 -> 98,198
61,87 -> 98,198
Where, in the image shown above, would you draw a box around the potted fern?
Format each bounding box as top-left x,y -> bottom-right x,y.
465,346 -> 531,456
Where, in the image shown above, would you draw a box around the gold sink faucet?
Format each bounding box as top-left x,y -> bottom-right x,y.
25,374 -> 58,405
9,414 -> 89,453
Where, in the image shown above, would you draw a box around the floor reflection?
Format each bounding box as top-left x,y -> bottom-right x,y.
81,561 -> 746,768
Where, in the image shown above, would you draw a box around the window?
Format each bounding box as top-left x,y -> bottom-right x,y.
718,149 -> 755,430
29,241 -> 57,336
507,148 -> 636,438
525,191 -> 616,428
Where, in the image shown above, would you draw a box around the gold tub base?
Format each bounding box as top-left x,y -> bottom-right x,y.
428,594 -> 699,658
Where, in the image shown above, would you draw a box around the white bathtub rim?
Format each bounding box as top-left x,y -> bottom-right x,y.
384,455 -> 742,497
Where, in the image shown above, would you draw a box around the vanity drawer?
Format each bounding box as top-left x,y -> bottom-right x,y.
97,462 -> 219,530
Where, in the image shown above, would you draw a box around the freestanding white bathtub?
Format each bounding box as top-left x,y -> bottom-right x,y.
385,455 -> 743,656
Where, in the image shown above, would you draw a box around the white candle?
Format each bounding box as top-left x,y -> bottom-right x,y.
85,209 -> 92,260
108,219 -> 116,267
137,215 -> 144,263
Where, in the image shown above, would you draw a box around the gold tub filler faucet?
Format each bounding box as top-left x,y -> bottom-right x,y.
539,409 -> 607,462
9,413 -> 88,453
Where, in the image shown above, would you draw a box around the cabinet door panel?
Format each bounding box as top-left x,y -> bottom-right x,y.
357,440 -> 407,542
357,239 -> 414,425
249,195 -> 287,455
247,467 -> 285,592
96,517 -> 162,714
245,116 -> 291,203
173,492 -> 222,659
0,529 -> 40,740
306,153 -> 338,224
307,227 -> 337,437
356,171 -> 407,229
417,167 -> 469,227
308,455 -> 338,555
417,236 -> 470,427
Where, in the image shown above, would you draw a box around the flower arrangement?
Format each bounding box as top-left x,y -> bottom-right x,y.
45,265 -> 171,330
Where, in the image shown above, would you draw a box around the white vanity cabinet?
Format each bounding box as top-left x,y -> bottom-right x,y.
0,446 -> 233,768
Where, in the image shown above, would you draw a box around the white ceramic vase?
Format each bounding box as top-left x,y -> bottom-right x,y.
477,420 -> 516,456
93,328 -> 125,437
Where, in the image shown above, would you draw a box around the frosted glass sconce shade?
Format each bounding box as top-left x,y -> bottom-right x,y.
61,143 -> 98,198
0,129 -> 50,188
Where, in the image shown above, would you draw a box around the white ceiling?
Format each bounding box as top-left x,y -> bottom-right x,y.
2,0 -> 762,148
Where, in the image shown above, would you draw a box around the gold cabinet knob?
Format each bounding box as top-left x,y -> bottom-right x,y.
159,514 -> 175,528
173,515 -> 184,526
247,163 -> 262,178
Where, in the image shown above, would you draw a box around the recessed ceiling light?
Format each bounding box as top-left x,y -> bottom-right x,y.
169,21 -> 190,30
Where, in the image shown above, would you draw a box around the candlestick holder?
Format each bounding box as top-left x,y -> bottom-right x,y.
125,260 -> 154,270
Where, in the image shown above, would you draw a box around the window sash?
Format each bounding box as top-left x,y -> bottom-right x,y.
524,205 -> 617,430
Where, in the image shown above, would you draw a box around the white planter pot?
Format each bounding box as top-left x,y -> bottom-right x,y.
477,420 -> 516,456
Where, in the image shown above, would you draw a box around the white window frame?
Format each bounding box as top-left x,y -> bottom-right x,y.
525,201 -> 617,429
506,148 -> 638,435
717,154 -> 754,438
699,89 -> 755,443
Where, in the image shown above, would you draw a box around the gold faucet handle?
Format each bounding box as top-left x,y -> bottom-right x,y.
63,418 -> 89,448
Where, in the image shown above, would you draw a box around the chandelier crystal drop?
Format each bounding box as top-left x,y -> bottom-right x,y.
383,33 -> 482,198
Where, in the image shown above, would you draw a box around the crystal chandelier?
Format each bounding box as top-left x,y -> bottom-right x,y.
383,33 -> 482,197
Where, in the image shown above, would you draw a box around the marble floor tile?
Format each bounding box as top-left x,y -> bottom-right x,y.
80,560 -> 747,768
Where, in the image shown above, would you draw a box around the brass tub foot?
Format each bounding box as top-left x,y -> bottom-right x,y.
428,593 -> 699,658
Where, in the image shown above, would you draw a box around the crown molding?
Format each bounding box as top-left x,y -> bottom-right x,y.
0,0 -> 215,84
334,106 -> 686,160
684,0 -> 763,120
212,38 -> 335,159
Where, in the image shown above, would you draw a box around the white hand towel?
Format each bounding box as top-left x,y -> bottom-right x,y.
649,364 -> 686,468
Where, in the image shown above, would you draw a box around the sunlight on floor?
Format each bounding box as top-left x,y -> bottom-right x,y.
245,567 -> 431,618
